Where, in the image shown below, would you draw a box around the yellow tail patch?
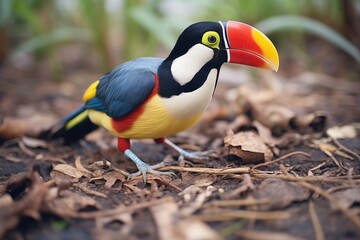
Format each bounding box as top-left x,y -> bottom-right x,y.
83,80 -> 99,102
65,110 -> 89,130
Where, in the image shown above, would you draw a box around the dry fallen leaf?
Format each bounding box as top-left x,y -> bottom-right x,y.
75,182 -> 108,198
0,116 -> 26,141
53,163 -> 92,179
180,185 -> 217,216
222,174 -> 255,199
45,189 -> 101,218
292,111 -> 327,134
0,172 -> 48,239
251,104 -> 296,136
150,198 -> 221,240
330,188 -> 360,210
326,125 -> 357,139
75,156 -> 92,174
0,194 -> 13,207
254,178 -> 310,210
224,129 -> 273,163
95,212 -> 133,235
21,136 -> 48,149
90,171 -> 126,189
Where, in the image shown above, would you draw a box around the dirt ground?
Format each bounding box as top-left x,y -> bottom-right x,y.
0,42 -> 360,240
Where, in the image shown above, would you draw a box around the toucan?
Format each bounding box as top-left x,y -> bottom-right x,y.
45,20 -> 279,182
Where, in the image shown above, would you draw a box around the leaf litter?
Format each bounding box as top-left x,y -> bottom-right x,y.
0,70 -> 359,239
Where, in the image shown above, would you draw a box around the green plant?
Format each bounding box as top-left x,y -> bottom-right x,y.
256,15 -> 360,63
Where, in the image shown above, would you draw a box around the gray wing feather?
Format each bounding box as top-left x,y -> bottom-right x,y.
94,57 -> 163,118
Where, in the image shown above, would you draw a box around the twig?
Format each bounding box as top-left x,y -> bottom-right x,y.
252,173 -> 360,184
326,185 -> 354,194
75,183 -> 107,198
236,230 -> 303,240
159,166 -> 250,174
193,209 -> 292,222
110,164 -> 130,177
308,161 -> 328,176
18,140 -> 36,157
309,201 -> 325,240
332,137 -> 360,160
322,149 -> 347,170
74,197 -> 174,219
252,151 -> 310,170
279,164 -> 360,227
204,198 -> 269,208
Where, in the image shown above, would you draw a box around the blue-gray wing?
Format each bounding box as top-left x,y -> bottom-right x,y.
85,57 -> 163,118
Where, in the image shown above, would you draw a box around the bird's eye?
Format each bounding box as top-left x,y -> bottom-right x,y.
202,31 -> 220,49
208,35 -> 217,44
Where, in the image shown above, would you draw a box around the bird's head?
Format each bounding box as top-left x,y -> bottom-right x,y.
165,20 -> 279,72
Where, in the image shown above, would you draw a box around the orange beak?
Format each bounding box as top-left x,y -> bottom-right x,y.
223,21 -> 279,71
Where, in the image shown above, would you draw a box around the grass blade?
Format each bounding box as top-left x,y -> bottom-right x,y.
255,15 -> 360,63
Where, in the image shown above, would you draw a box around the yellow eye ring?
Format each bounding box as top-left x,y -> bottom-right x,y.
202,31 -> 220,49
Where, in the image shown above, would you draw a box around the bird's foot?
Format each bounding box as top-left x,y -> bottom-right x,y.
164,139 -> 215,162
177,149 -> 215,162
125,149 -> 174,183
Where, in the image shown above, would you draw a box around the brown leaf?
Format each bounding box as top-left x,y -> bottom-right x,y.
74,156 -> 92,175
180,185 -> 218,216
251,104 -> 296,136
254,178 -> 310,210
45,189 -> 101,218
224,130 -> 273,163
223,174 -> 255,199
326,125 -> 357,139
0,116 -> 26,141
150,199 -> 221,240
95,212 -> 133,235
0,172 -> 48,239
21,136 -> 48,149
331,188 -> 360,210
53,163 -> 92,179
0,194 -> 13,207
90,171 -> 126,189
126,174 -> 182,192
291,111 -> 327,133
75,182 -> 107,198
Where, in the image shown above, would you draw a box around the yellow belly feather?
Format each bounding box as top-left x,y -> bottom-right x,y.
88,94 -> 203,139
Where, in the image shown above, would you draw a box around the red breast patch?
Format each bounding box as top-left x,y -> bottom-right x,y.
111,74 -> 159,133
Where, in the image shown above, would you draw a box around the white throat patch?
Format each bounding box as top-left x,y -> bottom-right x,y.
171,44 -> 214,86
163,68 -> 218,119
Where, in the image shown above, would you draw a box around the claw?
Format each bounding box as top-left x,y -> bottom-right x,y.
124,149 -> 174,183
164,139 -> 216,163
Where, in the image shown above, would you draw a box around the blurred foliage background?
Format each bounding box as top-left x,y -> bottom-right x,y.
0,0 -> 359,80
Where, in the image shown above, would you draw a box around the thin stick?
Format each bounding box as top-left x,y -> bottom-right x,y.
236,230 -> 303,240
309,201 -> 325,240
332,137 -> 360,160
159,166 -> 250,174
204,198 -> 269,208
252,151 -> 310,170
75,197 -> 174,219
193,209 -> 292,222
279,165 -> 360,227
252,173 -> 360,184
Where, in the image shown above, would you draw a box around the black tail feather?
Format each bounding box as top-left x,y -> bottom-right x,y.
40,105 -> 98,143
